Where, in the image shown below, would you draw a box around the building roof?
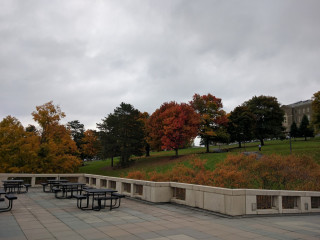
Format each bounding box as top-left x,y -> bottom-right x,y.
286,99 -> 312,108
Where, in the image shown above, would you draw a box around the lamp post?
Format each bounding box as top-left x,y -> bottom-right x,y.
286,131 -> 292,154
289,132 -> 292,154
240,132 -> 246,152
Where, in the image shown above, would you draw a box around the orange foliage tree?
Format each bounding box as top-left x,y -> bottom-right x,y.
0,116 -> 40,173
81,129 -> 99,160
32,101 -> 81,173
148,102 -> 200,157
147,102 -> 176,151
190,93 -> 229,153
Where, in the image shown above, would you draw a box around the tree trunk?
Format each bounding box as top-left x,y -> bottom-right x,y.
175,148 -> 178,157
145,144 -> 150,157
238,141 -> 242,148
260,138 -> 264,146
111,156 -> 114,167
206,138 -> 210,153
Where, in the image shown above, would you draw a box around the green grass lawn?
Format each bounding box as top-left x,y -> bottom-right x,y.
78,137 -> 320,177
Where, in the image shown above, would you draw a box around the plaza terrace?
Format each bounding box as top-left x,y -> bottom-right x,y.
1,173 -> 320,240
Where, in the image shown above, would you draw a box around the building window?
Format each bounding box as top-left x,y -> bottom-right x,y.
307,107 -> 309,113
303,108 -> 305,113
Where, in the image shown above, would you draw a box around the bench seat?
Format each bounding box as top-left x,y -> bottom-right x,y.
93,196 -> 118,201
111,193 -> 126,198
52,187 -> 62,198
52,187 -> 61,192
74,194 -> 89,209
0,194 -> 17,212
74,194 -> 87,200
93,194 -> 124,211
5,194 -> 17,200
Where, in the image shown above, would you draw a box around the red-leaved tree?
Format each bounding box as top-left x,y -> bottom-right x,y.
147,102 -> 176,151
148,102 -> 200,157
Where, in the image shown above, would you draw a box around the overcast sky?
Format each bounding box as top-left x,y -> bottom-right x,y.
1,0 -> 320,130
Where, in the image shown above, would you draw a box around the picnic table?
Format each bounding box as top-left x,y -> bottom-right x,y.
75,188 -> 120,211
45,179 -> 69,192
2,180 -> 30,194
54,182 -> 86,199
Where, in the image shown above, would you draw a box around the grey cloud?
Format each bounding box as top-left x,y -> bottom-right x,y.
0,0 -> 319,129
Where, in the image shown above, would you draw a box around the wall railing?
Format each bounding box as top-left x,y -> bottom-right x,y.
1,173 -> 320,216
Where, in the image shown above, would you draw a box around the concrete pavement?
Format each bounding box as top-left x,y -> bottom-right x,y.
0,188 -> 320,240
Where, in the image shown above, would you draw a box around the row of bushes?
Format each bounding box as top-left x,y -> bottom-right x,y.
126,154 -> 320,191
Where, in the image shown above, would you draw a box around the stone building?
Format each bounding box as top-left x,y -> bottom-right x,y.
282,100 -> 313,132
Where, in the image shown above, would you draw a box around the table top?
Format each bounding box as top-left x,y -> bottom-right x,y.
84,188 -> 117,194
60,182 -> 86,186
47,179 -> 69,183
2,180 -> 24,183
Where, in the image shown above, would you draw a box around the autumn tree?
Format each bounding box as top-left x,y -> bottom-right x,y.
244,95 -> 284,146
147,102 -> 177,151
32,101 -> 81,173
228,105 -> 256,148
81,130 -> 99,160
312,91 -> 320,133
32,101 -> 66,143
149,102 -> 200,157
26,124 -> 37,133
190,93 -> 228,153
98,102 -> 145,167
0,116 -> 40,173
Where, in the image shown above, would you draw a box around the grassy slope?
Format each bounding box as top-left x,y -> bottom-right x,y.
78,137 -> 320,177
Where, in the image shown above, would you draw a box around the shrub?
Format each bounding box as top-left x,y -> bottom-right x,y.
126,153 -> 320,191
126,155 -> 215,185
213,154 -> 320,191
126,171 -> 146,180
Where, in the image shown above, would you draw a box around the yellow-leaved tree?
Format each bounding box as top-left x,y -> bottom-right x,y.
32,101 -> 81,173
0,116 -> 40,173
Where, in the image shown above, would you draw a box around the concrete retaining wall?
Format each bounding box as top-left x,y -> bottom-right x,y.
1,173 -> 320,216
